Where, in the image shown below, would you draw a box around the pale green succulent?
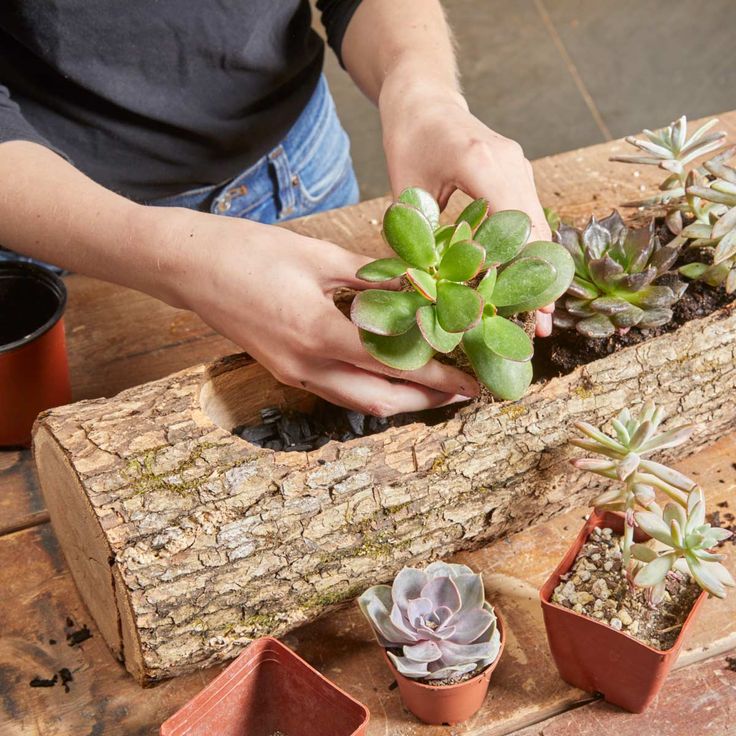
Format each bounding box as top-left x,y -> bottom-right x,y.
570,402 -> 696,573
352,187 -> 574,400
633,487 -> 734,601
611,116 -> 728,233
680,157 -> 736,293
554,212 -> 687,337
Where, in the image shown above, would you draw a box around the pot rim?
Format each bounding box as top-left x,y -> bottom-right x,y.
539,510 -> 709,656
0,261 -> 67,355
382,608 -> 506,691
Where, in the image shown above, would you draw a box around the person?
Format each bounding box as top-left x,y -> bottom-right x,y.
0,1 -> 553,417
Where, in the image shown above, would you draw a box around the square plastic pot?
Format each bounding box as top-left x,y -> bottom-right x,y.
160,637 -> 369,736
540,510 -> 707,713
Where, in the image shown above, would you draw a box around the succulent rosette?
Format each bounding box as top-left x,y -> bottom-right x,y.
358,562 -> 501,681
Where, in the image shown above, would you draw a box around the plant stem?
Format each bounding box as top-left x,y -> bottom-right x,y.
622,479 -> 636,572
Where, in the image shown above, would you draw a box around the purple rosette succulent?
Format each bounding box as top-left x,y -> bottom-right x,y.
358,561 -> 501,681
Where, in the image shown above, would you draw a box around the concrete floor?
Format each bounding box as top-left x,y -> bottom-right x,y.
321,0 -> 736,200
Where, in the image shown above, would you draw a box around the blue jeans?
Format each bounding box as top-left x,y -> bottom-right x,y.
147,75 -> 359,221
0,75 -> 359,270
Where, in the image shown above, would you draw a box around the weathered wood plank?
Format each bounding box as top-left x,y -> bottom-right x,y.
3,434 -> 734,735
509,655 -> 736,736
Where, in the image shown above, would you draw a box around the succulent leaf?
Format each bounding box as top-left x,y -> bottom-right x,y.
436,281 -> 484,333
474,210 -> 531,266
383,203 -> 437,269
462,323 -> 533,400
359,324 -> 434,370
491,256 -> 556,308
416,305 -> 463,353
477,267 -> 497,302
406,268 -> 438,301
356,257 -> 408,282
450,221 -> 473,246
483,315 -> 533,362
456,198 -> 489,230
438,240 -> 486,282
398,187 -> 440,230
351,290 -> 428,336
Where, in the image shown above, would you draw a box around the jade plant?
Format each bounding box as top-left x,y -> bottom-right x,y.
358,562 -> 501,681
612,115 -> 736,293
571,402 -> 734,603
352,187 -> 574,400
553,212 -> 687,337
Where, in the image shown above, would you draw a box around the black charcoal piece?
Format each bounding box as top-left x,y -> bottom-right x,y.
67,624 -> 92,647
30,675 -> 57,688
346,411 -> 365,436
260,407 -> 282,424
59,667 -> 73,693
237,425 -> 276,443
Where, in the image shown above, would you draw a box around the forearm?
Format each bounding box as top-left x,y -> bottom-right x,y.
341,0 -> 461,105
0,140 -> 197,307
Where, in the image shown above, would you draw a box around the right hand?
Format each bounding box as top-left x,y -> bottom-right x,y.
164,209 -> 479,416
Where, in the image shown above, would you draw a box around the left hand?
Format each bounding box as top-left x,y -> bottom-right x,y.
379,76 -> 555,336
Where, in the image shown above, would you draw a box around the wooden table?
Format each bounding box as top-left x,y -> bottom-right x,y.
2,114 -> 736,735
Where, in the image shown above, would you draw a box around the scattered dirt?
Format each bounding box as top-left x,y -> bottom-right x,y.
726,655 -> 736,673
552,526 -> 701,651
65,617 -> 92,647
707,510 -> 736,546
28,668 -> 73,693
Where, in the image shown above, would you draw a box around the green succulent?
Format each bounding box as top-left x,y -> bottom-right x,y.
352,187 -> 574,401
610,116 -> 728,233
633,488 -> 734,601
553,211 -> 687,338
680,156 -> 736,293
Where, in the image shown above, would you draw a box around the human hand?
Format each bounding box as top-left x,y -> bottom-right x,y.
379,76 -> 555,336
167,211 -> 479,416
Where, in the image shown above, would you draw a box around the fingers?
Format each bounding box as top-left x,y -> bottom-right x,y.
535,310 -> 553,337
320,308 -> 480,398
322,246 -> 402,292
301,361 -> 470,417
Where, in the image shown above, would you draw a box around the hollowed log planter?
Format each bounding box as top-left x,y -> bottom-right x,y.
540,511 -> 707,713
33,301 -> 736,683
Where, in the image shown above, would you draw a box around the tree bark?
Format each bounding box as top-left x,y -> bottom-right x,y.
33,298 -> 736,683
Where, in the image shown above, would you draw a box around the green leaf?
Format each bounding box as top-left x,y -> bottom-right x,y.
406,268 -> 437,301
383,203 -> 437,269
462,324 -> 533,400
477,267 -> 497,302
356,257 -> 408,282
449,221 -> 472,247
359,324 -> 435,370
474,210 -> 531,266
497,241 -> 575,315
350,289 -> 427,336
434,224 -> 455,255
398,187 -> 440,229
456,198 -> 489,230
678,262 -> 709,280
416,305 -> 463,353
483,315 -> 533,362
438,240 -> 486,282
436,281 -> 484,333
491,257 -> 557,309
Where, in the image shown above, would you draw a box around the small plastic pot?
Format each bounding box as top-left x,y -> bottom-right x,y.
160,637 -> 369,736
383,612 -> 505,726
0,261 -> 71,446
540,510 -> 707,713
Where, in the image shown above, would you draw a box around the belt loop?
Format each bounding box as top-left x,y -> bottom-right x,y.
268,145 -> 296,219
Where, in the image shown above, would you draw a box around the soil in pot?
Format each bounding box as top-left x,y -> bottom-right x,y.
550,525 -> 701,650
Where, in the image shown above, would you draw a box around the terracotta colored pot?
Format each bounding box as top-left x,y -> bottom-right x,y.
160,637 -> 369,736
0,262 -> 71,447
540,510 -> 707,713
383,611 -> 505,726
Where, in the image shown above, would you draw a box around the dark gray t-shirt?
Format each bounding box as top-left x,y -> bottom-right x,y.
0,1 -> 361,200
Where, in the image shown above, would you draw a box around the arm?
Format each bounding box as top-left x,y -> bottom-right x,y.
340,0 -> 555,334
0,141 -> 478,413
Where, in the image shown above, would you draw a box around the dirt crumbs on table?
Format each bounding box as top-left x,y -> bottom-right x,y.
552,526 -> 701,650
726,655 -> 736,673
29,668 -> 74,693
708,508 -> 736,546
65,616 -> 92,647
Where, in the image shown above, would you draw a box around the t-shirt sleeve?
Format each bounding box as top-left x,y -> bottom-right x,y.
0,84 -> 69,159
315,0 -> 364,68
